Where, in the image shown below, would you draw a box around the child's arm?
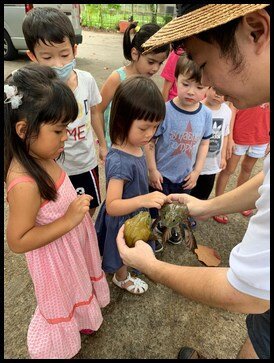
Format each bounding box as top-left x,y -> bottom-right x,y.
7,182 -> 92,254
97,73 -> 121,123
220,135 -> 229,170
143,141 -> 163,191
183,139 -> 210,190
90,105 -> 108,162
226,103 -> 237,160
161,80 -> 173,102
106,178 -> 167,217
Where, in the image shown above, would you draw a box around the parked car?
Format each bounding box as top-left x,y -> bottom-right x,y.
4,4 -> 82,60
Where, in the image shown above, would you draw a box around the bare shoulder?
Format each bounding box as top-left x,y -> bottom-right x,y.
103,69 -> 122,89
6,159 -> 34,186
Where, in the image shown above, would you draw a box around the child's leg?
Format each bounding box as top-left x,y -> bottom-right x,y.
191,174 -> 216,200
115,264 -> 128,281
237,154 -> 258,186
237,143 -> 268,187
113,265 -> 148,294
215,153 -> 241,196
213,153 -> 241,223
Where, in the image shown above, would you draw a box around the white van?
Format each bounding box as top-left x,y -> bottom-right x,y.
4,4 -> 82,60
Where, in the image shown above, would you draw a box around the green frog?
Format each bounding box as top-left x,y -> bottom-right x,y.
124,203 -> 197,253
154,202 -> 198,253
124,211 -> 152,248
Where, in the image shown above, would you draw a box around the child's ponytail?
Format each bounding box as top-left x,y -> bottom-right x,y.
123,22 -> 138,61
123,22 -> 170,62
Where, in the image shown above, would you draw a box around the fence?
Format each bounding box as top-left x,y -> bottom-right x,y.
80,4 -> 174,31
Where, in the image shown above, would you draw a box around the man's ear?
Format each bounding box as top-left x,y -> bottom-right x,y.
26,50 -> 38,63
131,47 -> 140,61
244,9 -> 270,54
15,121 -> 28,139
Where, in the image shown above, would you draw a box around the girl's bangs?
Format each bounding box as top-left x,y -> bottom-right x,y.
40,86 -> 78,125
132,97 -> 165,123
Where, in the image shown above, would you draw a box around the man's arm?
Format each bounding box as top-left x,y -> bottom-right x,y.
171,170 -> 264,220
116,227 -> 269,314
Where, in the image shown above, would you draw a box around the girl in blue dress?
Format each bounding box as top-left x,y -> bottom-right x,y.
95,75 -> 167,294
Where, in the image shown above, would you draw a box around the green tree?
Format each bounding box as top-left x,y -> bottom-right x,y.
150,4 -> 158,24
84,4 -> 121,28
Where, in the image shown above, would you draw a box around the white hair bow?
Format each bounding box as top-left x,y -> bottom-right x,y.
4,84 -> 23,109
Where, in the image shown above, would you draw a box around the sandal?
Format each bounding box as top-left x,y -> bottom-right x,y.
112,272 -> 148,295
213,215 -> 229,224
241,209 -> 253,217
178,346 -> 206,359
80,329 -> 95,335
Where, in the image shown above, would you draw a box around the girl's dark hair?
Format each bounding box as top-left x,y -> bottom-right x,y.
4,63 -> 78,201
22,7 -> 76,55
123,22 -> 170,61
109,75 -> 165,145
175,53 -> 202,83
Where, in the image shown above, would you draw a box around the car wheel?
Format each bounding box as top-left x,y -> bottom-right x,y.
4,30 -> 18,60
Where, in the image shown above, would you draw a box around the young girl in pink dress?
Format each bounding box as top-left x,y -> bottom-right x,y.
4,63 -> 110,359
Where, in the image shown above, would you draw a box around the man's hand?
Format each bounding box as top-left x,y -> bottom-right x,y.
168,193 -> 212,221
116,225 -> 157,272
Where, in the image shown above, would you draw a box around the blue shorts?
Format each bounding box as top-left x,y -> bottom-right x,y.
69,166 -> 101,209
246,309 -> 270,359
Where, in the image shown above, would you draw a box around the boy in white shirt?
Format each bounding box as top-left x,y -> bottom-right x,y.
23,7 -> 105,217
191,87 -> 232,201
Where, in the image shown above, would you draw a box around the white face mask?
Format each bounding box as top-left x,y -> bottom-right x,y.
52,59 -> 76,81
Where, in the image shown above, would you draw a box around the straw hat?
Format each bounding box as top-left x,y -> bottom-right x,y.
142,4 -> 269,54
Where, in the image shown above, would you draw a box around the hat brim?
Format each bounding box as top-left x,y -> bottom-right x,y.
142,4 -> 269,54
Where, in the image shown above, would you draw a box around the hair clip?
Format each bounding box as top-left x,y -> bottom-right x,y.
4,84 -> 23,109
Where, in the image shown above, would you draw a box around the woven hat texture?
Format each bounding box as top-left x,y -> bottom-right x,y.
142,4 -> 269,53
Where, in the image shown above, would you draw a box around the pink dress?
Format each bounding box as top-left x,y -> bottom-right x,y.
7,171 -> 110,359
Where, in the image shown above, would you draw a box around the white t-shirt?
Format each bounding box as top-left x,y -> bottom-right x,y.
227,154 -> 270,300
201,102 -> 231,175
57,69 -> 102,175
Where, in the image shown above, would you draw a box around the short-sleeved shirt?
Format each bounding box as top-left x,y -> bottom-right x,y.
57,69 -> 102,175
95,148 -> 149,272
154,100 -> 212,184
160,51 -> 180,100
233,104 -> 270,145
201,102 -> 231,175
227,153 -> 270,300
104,67 -> 127,148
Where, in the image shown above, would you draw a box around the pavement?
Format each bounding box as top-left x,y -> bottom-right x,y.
4,30 -> 261,359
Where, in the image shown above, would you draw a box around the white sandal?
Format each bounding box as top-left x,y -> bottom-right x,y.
112,272 -> 148,295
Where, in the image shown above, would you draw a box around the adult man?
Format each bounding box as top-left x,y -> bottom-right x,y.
116,4 -> 270,359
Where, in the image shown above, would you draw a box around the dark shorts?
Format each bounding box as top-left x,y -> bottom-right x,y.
149,177 -> 191,219
190,173 -> 216,200
246,309 -> 270,359
69,166 -> 101,209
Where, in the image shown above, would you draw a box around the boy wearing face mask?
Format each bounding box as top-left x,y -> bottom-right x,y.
23,7 -> 105,218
